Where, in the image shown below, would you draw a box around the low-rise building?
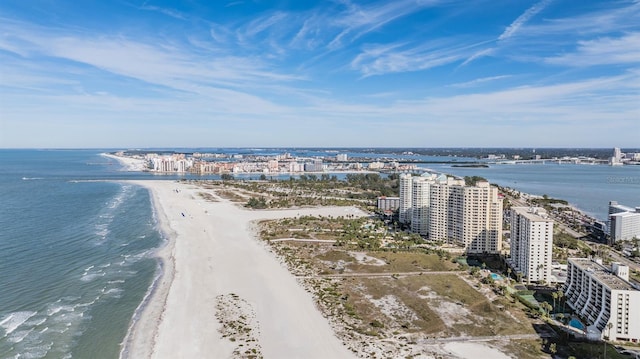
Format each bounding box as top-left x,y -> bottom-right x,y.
377,196 -> 400,213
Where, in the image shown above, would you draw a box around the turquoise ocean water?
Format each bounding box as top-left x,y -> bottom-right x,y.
0,149 -> 639,358
0,150 -> 164,358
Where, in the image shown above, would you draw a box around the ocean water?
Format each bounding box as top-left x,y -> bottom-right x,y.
0,150 -> 163,358
1,149 -> 639,358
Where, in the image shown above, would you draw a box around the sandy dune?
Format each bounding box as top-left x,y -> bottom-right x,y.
122,180 -> 365,359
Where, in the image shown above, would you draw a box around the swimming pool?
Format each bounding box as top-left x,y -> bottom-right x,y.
490,273 -> 503,280
569,318 -> 585,331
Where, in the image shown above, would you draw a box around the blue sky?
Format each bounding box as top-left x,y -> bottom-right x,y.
0,0 -> 638,148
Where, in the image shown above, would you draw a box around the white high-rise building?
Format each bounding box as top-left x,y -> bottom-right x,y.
610,211 -> 640,243
410,174 -> 436,236
610,147 -> 624,166
429,176 -> 503,254
429,176 -> 464,243
608,201 -> 640,244
510,207 -> 553,283
399,174 -> 413,224
564,258 -> 640,342
610,201 -> 635,215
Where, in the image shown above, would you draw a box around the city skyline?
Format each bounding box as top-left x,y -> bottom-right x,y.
1,0 -> 639,148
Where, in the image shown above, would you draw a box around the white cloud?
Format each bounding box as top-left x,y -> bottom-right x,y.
139,5 -> 187,20
522,1 -> 640,37
462,0 -> 553,66
499,0 -> 553,41
545,32 -> 640,66
449,75 -> 512,88
328,0 -> 437,49
460,48 -> 495,67
243,12 -> 288,38
352,38 -> 491,76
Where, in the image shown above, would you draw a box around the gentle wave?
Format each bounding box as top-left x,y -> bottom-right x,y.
0,311 -> 37,336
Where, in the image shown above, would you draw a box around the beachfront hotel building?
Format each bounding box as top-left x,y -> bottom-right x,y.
410,174 -> 437,236
509,207 -> 553,283
564,258 -> 640,343
150,154 -> 192,173
399,173 -> 413,224
429,176 -> 503,254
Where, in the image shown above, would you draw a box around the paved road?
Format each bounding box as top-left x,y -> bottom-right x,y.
386,333 -> 555,345
598,244 -> 640,273
297,270 -> 464,279
270,238 -> 337,243
506,193 -> 587,238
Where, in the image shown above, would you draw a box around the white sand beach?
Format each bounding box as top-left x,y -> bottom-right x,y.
102,153 -> 148,172
122,180 -> 364,359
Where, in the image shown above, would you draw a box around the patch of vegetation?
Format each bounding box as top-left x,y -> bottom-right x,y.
198,191 -> 219,202
530,194 -> 569,212
464,176 -> 487,186
555,231 -> 579,249
216,190 -> 246,202
246,197 -> 267,209
502,339 -> 546,359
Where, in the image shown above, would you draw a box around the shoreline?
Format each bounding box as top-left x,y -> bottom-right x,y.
101,153 -> 148,172
119,181 -> 176,359
121,180 -> 365,358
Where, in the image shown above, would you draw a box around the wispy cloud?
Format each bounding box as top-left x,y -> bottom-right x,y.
0,19 -> 307,118
351,42 -> 460,77
243,12 -> 288,38
139,5 -> 187,20
499,0 -> 553,41
449,75 -> 512,88
460,48 -> 495,67
545,32 -> 640,66
352,38 -> 491,77
327,0 -> 437,49
462,0 -> 553,65
522,1 -> 640,37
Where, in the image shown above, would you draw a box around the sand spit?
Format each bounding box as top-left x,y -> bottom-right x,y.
101,153 -> 148,172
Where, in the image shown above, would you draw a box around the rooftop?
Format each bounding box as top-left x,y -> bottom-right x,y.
569,258 -> 637,291
512,206 -> 553,222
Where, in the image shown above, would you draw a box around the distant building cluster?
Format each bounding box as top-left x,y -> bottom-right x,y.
564,258 -> 640,343
609,147 -> 640,166
148,154 -> 193,173
396,173 -> 503,254
137,151 -> 416,174
608,201 -> 640,244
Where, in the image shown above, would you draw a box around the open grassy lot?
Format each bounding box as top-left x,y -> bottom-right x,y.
257,215 -> 548,358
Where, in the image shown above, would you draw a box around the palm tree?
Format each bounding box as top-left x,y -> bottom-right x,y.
604,322 -> 614,359
536,264 -> 545,285
557,290 -> 565,313
552,292 -> 558,314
